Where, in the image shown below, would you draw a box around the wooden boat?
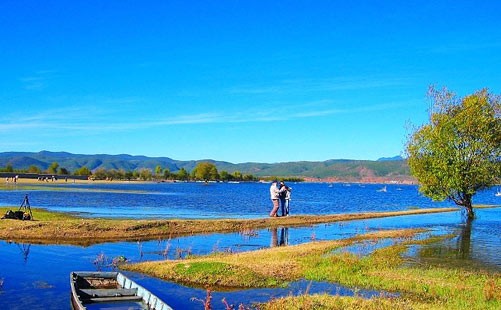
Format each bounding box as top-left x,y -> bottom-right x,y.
70,271 -> 172,310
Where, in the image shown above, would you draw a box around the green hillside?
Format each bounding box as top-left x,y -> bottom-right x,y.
0,151 -> 411,181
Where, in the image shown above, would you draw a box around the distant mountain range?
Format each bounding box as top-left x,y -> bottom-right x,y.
0,151 -> 411,182
377,155 -> 404,161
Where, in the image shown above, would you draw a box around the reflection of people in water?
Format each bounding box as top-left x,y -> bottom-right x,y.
270,227 -> 289,247
279,227 -> 288,246
270,227 -> 278,247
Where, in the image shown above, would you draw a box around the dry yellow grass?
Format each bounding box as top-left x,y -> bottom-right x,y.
123,229 -> 424,288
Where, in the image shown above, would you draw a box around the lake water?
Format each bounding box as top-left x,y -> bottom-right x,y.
0,182 -> 499,309
0,182 -> 499,218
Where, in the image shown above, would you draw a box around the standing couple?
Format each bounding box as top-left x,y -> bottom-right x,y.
269,180 -> 292,217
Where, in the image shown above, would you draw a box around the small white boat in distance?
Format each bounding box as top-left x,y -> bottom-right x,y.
377,186 -> 387,193
496,189 -> 501,197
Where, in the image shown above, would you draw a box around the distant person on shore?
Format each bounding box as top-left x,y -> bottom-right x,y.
269,180 -> 280,217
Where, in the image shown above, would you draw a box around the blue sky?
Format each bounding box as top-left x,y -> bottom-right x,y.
1,1 -> 500,163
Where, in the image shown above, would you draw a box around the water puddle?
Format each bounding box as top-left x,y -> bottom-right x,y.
332,238 -> 396,257
129,275 -> 398,310
332,227 -> 457,257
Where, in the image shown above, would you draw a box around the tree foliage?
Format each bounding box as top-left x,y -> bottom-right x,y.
74,166 -> 92,176
219,170 -> 258,182
155,165 -> 163,176
92,168 -> 108,180
406,87 -> 501,219
163,168 -> 171,179
47,162 -> 59,174
138,168 -> 153,181
27,165 -> 41,174
220,170 -> 230,181
176,168 -> 189,181
192,162 -> 219,181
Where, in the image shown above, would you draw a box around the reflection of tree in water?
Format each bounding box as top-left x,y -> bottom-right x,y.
456,218 -> 472,259
270,227 -> 289,247
17,243 -> 31,262
417,219 -> 473,267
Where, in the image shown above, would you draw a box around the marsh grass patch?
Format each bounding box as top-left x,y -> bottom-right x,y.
125,227 -> 500,309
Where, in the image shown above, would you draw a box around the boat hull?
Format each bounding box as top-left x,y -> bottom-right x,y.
70,271 -> 172,310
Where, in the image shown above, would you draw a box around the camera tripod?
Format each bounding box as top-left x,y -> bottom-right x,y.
19,194 -> 33,220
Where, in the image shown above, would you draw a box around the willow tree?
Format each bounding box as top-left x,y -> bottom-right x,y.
406,87 -> 501,219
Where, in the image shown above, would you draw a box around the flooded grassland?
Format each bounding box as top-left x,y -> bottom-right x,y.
124,224 -> 500,309
1,207 -> 499,309
0,182 -> 499,309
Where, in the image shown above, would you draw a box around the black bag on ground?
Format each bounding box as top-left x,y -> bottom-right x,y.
2,210 -> 25,220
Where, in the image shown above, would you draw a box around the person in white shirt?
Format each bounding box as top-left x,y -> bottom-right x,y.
269,180 -> 280,217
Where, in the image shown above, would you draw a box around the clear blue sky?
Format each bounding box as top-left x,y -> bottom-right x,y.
1,1 -> 500,163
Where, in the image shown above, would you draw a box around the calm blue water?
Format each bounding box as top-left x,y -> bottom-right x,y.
0,182 -> 499,309
0,182 -> 499,218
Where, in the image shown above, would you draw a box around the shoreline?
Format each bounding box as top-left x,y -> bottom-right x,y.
0,206 -> 465,245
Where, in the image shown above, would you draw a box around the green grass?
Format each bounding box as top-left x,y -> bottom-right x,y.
262,294 -> 418,310
172,261 -> 283,288
295,236 -> 500,309
0,206 -> 76,221
125,228 -> 500,309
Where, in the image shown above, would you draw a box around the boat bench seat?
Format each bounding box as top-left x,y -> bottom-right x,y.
79,288 -> 138,298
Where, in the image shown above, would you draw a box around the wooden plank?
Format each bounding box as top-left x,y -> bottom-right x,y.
74,271 -> 118,279
79,288 -> 138,298
87,295 -> 143,303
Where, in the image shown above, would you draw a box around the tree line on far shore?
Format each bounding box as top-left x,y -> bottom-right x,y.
0,162 -> 304,183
